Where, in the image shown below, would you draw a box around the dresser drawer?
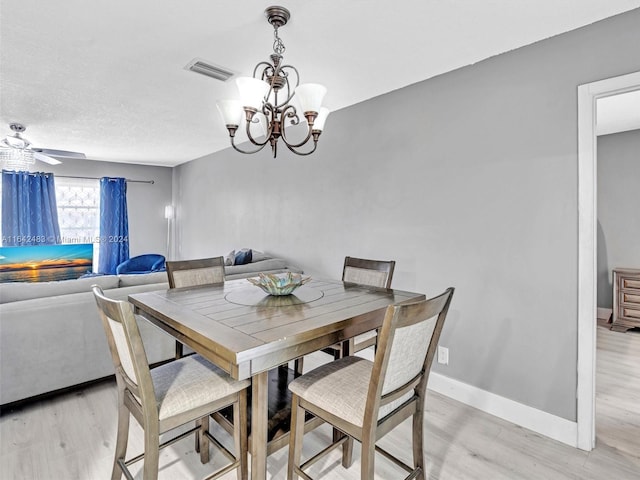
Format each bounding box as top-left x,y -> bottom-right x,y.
622,278 -> 640,289
622,292 -> 640,306
622,307 -> 640,320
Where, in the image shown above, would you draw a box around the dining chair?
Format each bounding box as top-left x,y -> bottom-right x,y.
287,287 -> 454,480
324,256 -> 396,360
166,256 -> 226,359
92,285 -> 249,480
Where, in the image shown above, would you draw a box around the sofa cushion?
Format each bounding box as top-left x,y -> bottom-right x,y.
225,250 -> 235,266
234,248 -> 253,265
225,258 -> 290,276
250,250 -> 272,262
0,275 -> 120,304
118,271 -> 169,287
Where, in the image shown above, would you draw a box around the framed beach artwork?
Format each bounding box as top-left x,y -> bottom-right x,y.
0,244 -> 93,283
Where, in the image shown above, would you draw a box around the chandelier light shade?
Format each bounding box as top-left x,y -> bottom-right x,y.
294,83 -> 327,113
217,6 -> 329,158
217,100 -> 243,127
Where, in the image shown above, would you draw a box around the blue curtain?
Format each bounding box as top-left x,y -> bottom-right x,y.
1,170 -> 61,246
98,177 -> 129,274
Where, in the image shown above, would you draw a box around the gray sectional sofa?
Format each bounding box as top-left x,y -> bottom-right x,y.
0,254 -> 302,405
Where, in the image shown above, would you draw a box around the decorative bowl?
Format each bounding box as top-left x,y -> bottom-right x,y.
247,272 -> 311,296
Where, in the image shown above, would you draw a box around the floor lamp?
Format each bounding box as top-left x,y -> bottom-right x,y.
164,205 -> 174,259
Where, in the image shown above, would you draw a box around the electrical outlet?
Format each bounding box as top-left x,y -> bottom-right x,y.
437,346 -> 449,365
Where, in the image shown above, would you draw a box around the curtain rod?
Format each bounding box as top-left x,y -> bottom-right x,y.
55,175 -> 154,184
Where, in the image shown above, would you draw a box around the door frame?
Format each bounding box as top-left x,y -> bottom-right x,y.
577,70 -> 640,450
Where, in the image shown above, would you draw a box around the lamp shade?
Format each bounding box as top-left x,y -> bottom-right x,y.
236,77 -> 270,110
313,107 -> 330,131
217,100 -> 243,126
295,83 -> 327,113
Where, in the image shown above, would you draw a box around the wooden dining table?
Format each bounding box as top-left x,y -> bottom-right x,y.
128,276 -> 425,480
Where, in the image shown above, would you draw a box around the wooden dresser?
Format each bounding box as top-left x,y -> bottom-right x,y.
611,268 -> 640,332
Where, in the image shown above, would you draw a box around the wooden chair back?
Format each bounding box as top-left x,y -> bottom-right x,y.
364,288 -> 454,433
93,285 -> 249,479
166,256 -> 225,289
342,256 -> 395,289
92,285 -> 156,419
287,288 -> 455,479
166,256 -> 226,359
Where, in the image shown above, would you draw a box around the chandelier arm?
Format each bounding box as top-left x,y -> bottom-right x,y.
230,135 -> 268,154
280,124 -> 314,149
244,118 -> 271,147
279,106 -> 315,149
253,61 -> 274,78
254,62 -> 278,101
283,139 -> 318,156
244,104 -> 277,147
280,64 -> 299,86
271,65 -> 299,109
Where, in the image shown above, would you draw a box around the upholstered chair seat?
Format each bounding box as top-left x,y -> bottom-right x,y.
92,285 -> 249,480
287,288 -> 454,480
150,354 -> 249,423
288,356 -> 413,427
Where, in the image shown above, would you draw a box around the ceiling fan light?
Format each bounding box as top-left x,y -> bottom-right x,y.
236,77 -> 270,110
0,148 -> 36,171
3,136 -> 28,149
295,83 -> 327,114
217,100 -> 243,126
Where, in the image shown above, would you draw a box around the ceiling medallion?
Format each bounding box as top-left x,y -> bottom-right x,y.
217,6 -> 329,158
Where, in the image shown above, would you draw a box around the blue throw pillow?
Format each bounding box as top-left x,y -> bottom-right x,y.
234,248 -> 253,265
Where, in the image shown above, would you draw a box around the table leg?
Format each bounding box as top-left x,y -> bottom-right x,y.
251,371 -> 269,480
337,339 -> 353,467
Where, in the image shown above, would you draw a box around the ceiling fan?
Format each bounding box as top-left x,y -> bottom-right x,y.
0,123 -> 86,170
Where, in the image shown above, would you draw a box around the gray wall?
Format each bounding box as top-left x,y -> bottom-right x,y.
175,9 -> 640,421
44,158 -> 173,258
597,129 -> 640,308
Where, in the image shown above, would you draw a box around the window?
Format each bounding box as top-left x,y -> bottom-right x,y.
0,176 -> 101,266
55,177 -> 100,267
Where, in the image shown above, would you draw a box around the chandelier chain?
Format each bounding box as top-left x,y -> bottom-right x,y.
273,27 -> 286,55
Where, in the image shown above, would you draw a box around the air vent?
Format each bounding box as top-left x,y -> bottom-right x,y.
185,58 -> 234,81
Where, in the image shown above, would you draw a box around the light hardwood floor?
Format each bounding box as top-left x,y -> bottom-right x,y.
1,325 -> 638,479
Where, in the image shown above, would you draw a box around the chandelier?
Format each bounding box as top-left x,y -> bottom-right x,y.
217,6 -> 329,158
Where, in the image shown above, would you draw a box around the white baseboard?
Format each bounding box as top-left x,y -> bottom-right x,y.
428,372 -> 578,448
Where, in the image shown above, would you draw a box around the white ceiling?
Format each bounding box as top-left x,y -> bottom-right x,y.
2,0 -> 639,167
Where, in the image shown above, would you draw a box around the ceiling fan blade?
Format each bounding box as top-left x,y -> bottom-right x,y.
34,151 -> 62,165
33,148 -> 86,159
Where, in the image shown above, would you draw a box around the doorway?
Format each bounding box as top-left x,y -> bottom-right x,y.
577,70 -> 640,451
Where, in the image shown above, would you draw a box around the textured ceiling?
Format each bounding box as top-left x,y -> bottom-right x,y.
1,0 -> 639,167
